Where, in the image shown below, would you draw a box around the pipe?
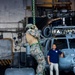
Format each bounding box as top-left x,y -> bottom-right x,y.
44,39 -> 51,57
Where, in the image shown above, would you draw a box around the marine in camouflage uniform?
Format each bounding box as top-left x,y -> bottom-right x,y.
25,24 -> 46,75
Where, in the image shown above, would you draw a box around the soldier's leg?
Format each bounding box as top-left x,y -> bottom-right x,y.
36,52 -> 46,75
30,46 -> 46,75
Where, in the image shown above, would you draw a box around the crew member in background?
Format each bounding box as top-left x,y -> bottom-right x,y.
47,44 -> 64,75
25,24 -> 46,75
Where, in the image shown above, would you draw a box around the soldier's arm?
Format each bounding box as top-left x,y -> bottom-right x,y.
26,29 -> 40,38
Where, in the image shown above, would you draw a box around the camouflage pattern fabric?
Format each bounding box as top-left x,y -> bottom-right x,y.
26,28 -> 46,75
26,29 -> 40,39
30,43 -> 46,75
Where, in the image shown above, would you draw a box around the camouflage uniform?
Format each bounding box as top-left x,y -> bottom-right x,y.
26,28 -> 46,75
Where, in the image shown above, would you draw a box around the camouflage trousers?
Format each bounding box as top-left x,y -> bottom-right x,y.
30,43 -> 46,75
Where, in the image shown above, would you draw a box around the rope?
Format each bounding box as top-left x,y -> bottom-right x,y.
32,0 -> 36,25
